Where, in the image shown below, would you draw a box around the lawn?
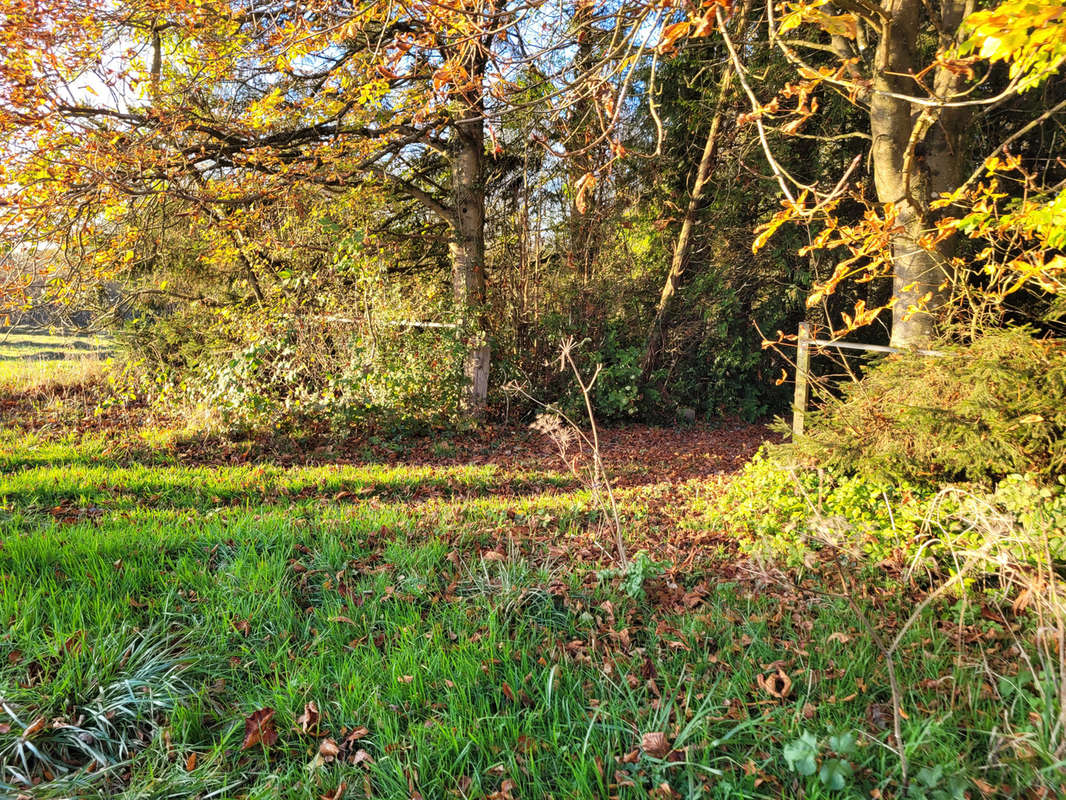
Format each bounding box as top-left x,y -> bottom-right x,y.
0,386 -> 1058,798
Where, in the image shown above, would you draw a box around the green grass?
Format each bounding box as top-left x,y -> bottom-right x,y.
0,422 -> 1061,798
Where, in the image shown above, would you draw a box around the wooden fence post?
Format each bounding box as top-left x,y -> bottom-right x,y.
792,322 -> 811,438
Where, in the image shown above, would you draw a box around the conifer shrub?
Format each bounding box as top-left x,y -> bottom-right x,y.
794,327 -> 1066,485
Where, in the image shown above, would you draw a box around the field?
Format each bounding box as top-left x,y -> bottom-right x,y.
0,346 -> 1058,799
0,329 -> 110,393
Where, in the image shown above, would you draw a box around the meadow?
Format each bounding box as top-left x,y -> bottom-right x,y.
0,342 -> 1058,799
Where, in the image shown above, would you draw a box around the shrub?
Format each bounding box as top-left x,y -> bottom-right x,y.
709,449 -> 1066,570
198,317 -> 469,433
794,327 -> 1066,485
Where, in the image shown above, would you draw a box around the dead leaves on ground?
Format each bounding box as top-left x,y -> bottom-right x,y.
241,708 -> 278,750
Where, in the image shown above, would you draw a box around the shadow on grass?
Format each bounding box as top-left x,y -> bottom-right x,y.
0,461 -> 580,516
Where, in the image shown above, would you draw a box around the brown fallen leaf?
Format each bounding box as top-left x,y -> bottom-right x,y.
296,700 -> 320,735
350,748 -> 374,766
241,708 -> 278,750
185,752 -> 197,771
318,738 -> 340,762
321,781 -> 347,800
650,781 -> 681,799
63,631 -> 85,655
344,725 -> 370,743
757,669 -> 793,700
398,674 -> 414,684
641,731 -> 671,758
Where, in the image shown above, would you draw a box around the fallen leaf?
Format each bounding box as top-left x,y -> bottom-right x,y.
318,738 -> 340,762
296,700 -> 320,734
641,731 -> 671,758
757,669 -> 793,699
185,752 -> 197,771
350,748 -> 374,766
345,725 -> 370,743
321,781 -> 347,800
241,708 -> 278,750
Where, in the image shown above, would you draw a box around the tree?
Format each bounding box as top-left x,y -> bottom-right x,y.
702,0 -> 1066,347
0,0 -> 654,413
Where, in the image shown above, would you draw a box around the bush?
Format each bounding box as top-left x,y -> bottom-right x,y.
198,317 -> 469,434
709,448 -> 1066,570
794,327 -> 1066,484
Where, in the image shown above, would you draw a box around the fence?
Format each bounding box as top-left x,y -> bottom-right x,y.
792,322 -> 944,437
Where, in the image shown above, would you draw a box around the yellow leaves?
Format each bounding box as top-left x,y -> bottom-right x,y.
778,0 -> 857,39
961,0 -> 1066,92
778,0 -> 829,34
244,88 -> 285,130
753,208 -> 792,252
753,192 -> 807,253
818,12 -> 857,39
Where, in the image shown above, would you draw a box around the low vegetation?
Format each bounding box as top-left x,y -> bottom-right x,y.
1,356 -> 1064,798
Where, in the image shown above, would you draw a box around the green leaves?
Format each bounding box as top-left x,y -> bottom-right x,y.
784,730 -> 857,790
818,758 -> 853,790
782,731 -> 819,776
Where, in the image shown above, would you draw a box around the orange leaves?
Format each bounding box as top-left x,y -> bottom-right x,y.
657,21 -> 691,54
752,192 -> 807,253
574,173 -> 597,214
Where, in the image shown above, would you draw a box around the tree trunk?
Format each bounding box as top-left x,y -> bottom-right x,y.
451,102 -> 490,413
640,38 -> 739,379
870,0 -> 971,348
640,0 -> 748,379
567,1 -> 601,286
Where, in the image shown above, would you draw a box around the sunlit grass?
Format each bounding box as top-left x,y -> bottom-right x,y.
0,421 -> 1059,798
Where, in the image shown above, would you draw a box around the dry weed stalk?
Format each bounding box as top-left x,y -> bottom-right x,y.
505,337 -> 626,566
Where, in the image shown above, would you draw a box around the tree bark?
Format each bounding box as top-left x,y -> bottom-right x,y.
451,80 -> 490,413
640,1 -> 747,379
640,63 -> 735,378
870,0 -> 971,348
567,1 -> 602,286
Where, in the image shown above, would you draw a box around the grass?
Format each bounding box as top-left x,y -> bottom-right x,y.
0,383 -> 1061,796
0,328 -> 110,393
